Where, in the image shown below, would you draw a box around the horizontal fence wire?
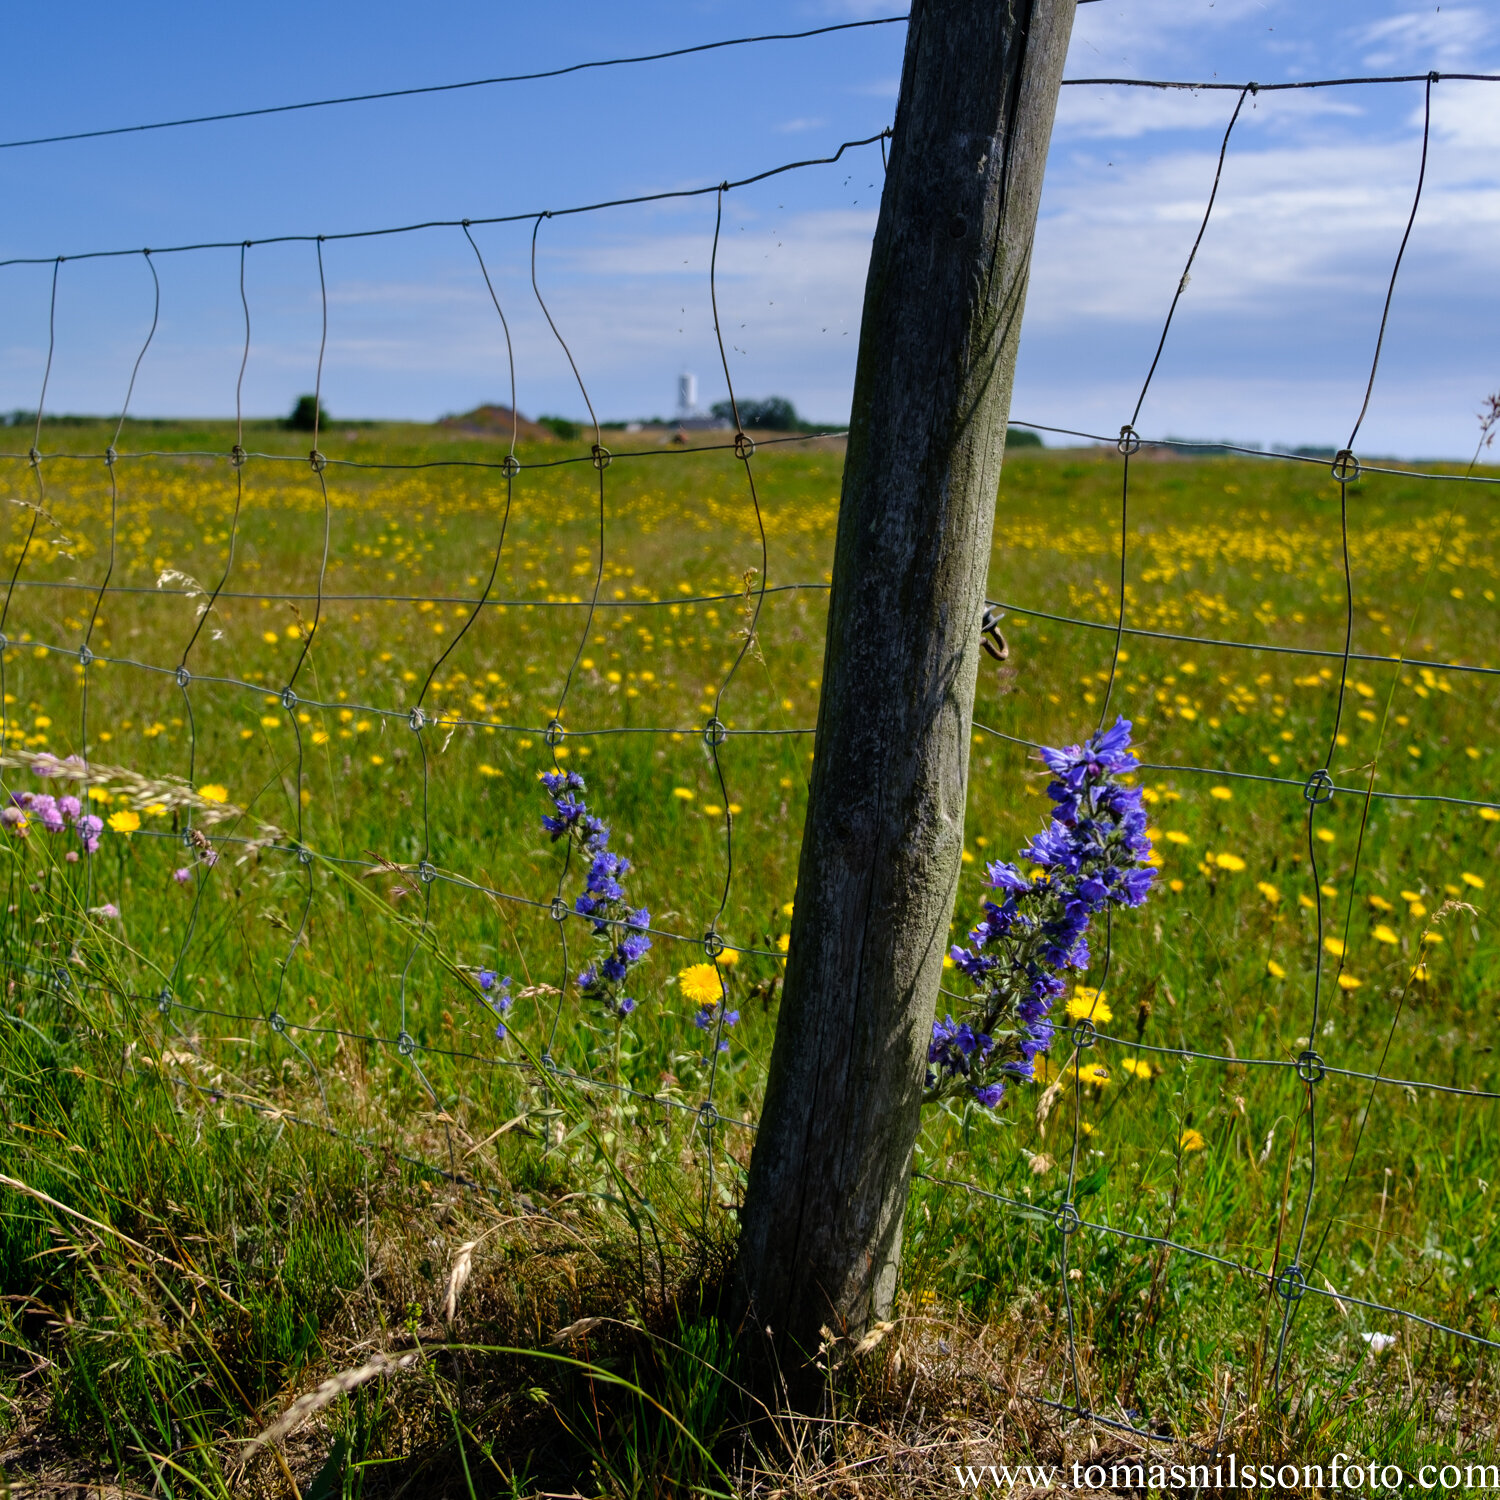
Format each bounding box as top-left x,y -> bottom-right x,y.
1,35 -> 1497,1457
0,18 -> 911,153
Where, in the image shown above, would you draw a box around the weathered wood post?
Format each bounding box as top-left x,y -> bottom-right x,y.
734,0 -> 1077,1401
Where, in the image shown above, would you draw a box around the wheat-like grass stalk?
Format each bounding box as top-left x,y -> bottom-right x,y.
242,1350 -> 422,1457
2,748 -> 286,856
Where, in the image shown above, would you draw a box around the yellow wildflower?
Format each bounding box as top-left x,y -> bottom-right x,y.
1120,1056 -> 1156,1079
107,810 -> 140,835
672,787 -> 694,800
678,964 -> 721,1005
715,947 -> 739,968
1480,807 -> 1500,822
1209,786 -> 1233,801
1323,937 -> 1345,957
1337,973 -> 1362,990
198,784 -> 228,803
1066,988 -> 1112,1024
1164,830 -> 1190,845
1461,872 -> 1485,890
1367,894 -> 1393,912
1371,924 -> 1398,945
1178,1128 -> 1205,1152
1214,852 -> 1246,872
1267,959 -> 1286,979
1256,881 -> 1281,904
1075,1062 -> 1110,1088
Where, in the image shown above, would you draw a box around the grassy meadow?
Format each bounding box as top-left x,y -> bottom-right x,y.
1,420 -> 1499,1492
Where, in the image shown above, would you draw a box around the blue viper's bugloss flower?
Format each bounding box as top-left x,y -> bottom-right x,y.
930,718 -> 1154,1110
540,768 -> 651,1021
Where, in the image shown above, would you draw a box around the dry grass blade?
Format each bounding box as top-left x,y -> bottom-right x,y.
242,1350 -> 421,1457
0,1172 -> 246,1310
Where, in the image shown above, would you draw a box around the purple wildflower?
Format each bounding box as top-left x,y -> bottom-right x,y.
929,718 -> 1153,1110
541,770 -> 651,1022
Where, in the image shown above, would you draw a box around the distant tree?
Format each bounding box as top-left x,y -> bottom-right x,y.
538,414 -> 582,441
710,396 -> 800,430
286,394 -> 330,432
1004,426 -> 1043,448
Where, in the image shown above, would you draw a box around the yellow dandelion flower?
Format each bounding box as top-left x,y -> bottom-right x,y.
261,631 -> 279,644
1323,937 -> 1345,957
1367,894 -> 1393,912
1408,899 -> 1428,918
260,715 -> 281,729
1075,1062 -> 1110,1087
1267,959 -> 1287,979
703,803 -> 724,816
1168,878 -> 1184,892
672,787 -> 695,801
1371,924 -> 1398,945
1319,884 -> 1338,898
1209,786 -> 1233,801
1337,973 -> 1362,990
198,784 -> 228,803
1165,830 -> 1191,845
1066,988 -> 1112,1024
678,964 -> 721,1005
1178,1128 -> 1205,1152
781,901 -> 794,916
715,947 -> 739,968
1411,962 -> 1429,983
478,764 -> 499,777
1214,852 -> 1246,872
107,810 -> 140,835
1298,893 -> 1316,911
1421,930 -> 1443,945
1256,881 -> 1281,904
1461,872 -> 1485,890
1120,1056 -> 1156,1079
1480,807 -> 1500,822
1314,828 -> 1335,844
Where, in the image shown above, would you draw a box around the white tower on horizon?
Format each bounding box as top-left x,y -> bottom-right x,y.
677,372 -> 698,420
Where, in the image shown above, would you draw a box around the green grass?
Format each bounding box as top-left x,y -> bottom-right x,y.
1,422 -> 1499,1489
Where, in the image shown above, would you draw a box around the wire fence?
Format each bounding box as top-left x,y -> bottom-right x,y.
2,28 -> 1499,1458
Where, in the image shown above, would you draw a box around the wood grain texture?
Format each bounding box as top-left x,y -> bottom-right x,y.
733,0 -> 1077,1401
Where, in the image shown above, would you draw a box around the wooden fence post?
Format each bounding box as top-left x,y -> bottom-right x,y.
734,0 -> 1078,1403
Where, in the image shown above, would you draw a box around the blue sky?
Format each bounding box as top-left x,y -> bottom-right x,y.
0,1 -> 1495,457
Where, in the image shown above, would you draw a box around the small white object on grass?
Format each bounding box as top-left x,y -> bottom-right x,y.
1361,1332 -> 1398,1354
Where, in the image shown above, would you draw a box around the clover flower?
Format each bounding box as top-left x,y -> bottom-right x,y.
932,718 -> 1155,1110
540,769 -> 651,1020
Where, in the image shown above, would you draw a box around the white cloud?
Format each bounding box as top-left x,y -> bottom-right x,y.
1354,6 -> 1496,70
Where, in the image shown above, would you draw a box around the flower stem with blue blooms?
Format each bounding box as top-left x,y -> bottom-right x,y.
931,717 -> 1156,1110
